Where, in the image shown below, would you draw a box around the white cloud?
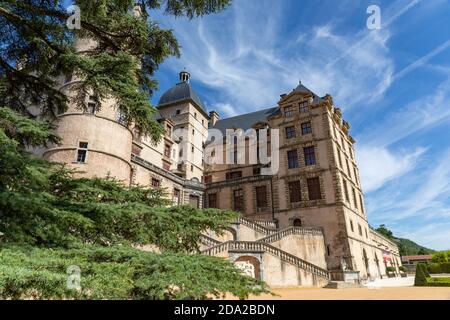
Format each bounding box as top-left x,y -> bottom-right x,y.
357,146 -> 425,193
158,0 -> 399,116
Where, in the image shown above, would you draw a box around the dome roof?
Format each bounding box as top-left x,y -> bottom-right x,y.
157,71 -> 208,116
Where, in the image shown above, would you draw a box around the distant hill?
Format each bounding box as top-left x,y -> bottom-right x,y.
375,225 -> 435,256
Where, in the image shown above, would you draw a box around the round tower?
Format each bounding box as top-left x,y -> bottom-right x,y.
43,38 -> 133,184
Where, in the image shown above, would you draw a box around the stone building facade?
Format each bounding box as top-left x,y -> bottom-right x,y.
40,53 -> 401,285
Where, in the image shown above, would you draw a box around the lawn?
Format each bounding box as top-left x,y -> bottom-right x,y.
426,277 -> 450,287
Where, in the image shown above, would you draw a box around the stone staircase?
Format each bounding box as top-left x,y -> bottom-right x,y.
202,240 -> 330,280
200,217 -> 330,285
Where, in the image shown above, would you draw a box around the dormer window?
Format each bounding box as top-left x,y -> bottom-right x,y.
284,105 -> 295,117
299,100 -> 309,113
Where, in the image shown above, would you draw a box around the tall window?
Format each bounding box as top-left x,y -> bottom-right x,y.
354,167 -> 359,184
301,122 -> 312,135
284,105 -> 295,117
299,101 -> 309,113
338,150 -> 343,167
117,108 -> 127,125
233,189 -> 244,212
359,194 -> 365,214
173,189 -> 180,205
287,150 -> 299,169
255,186 -> 268,210
304,146 -> 316,166
346,159 -> 352,178
164,144 -> 171,158
352,187 -> 358,210
76,142 -> 88,163
285,126 -> 296,139
87,95 -> 96,114
343,179 -> 350,201
151,178 -> 160,188
350,220 -> 354,232
208,193 -> 218,208
358,224 -> 363,236
307,177 -> 321,200
288,181 -> 302,203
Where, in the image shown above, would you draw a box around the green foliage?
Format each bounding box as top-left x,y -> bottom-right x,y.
386,266 -> 396,273
0,244 -> 267,300
414,263 -> 428,287
427,262 -> 450,274
0,0 -> 265,301
432,251 -> 449,263
399,266 -> 408,273
426,277 -> 450,287
0,109 -> 260,299
375,225 -> 434,256
0,0 -> 231,140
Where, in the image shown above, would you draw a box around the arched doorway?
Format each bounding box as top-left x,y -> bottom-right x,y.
234,256 -> 261,280
293,218 -> 302,227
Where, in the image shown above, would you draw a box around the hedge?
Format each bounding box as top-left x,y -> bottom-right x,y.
426,277 -> 450,287
427,262 -> 450,274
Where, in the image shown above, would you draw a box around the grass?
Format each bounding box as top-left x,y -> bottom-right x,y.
426,277 -> 450,287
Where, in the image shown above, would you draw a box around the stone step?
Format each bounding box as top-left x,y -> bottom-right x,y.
324,281 -> 362,289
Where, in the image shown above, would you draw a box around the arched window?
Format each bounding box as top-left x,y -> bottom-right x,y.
293,218 -> 302,227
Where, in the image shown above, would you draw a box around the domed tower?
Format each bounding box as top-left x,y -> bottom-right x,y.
157,71 -> 210,182
42,37 -> 133,184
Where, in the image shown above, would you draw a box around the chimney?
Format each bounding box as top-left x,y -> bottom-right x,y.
209,111 -> 219,127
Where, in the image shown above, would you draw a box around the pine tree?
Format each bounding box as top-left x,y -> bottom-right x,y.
0,0 -> 268,300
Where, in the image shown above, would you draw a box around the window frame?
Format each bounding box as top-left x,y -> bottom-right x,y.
287,150 -> 299,169
76,141 -> 89,163
307,177 -> 322,200
304,146 -> 316,166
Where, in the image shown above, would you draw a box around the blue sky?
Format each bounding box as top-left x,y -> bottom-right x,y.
151,0 -> 450,250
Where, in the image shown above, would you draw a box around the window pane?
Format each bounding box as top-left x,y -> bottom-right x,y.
208,193 -> 217,208
285,126 -> 296,139
301,122 -> 312,135
304,146 -> 316,166
288,181 -> 302,203
256,186 -> 268,209
287,150 -> 299,169
77,149 -> 86,163
307,177 -> 321,200
233,189 -> 244,212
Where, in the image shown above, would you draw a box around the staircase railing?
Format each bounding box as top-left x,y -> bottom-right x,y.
257,227 -> 323,244
236,217 -> 278,235
199,234 -> 222,247
247,219 -> 277,229
202,241 -> 329,279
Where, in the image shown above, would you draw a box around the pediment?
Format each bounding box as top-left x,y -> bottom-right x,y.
278,91 -> 311,105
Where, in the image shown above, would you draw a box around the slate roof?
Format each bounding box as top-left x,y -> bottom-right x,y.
293,82 -> 325,104
211,82 -> 324,135
211,107 -> 280,134
157,81 -> 208,116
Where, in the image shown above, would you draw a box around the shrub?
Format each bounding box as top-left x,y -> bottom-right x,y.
0,244 -> 268,300
426,277 -> 450,287
414,264 -> 428,286
386,266 -> 396,273
399,266 -> 408,273
427,262 -> 450,274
